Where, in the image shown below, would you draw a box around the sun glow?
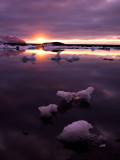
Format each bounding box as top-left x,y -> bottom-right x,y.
27,38 -> 47,44
25,34 -> 120,45
36,37 -> 47,43
25,48 -> 120,59
26,33 -> 49,44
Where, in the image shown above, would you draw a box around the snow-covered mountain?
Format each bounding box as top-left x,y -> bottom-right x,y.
0,36 -> 26,44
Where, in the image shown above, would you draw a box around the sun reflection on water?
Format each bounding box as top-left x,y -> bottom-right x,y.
25,48 -> 120,59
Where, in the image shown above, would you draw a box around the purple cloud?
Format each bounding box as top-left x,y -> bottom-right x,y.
0,0 -> 120,40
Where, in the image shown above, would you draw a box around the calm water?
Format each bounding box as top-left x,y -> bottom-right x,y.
0,48 -> 120,160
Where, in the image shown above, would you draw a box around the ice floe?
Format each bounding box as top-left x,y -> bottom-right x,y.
21,53 -> 36,64
65,54 -> 80,62
57,120 -> 93,142
91,47 -> 96,52
48,51 -> 61,60
57,120 -> 106,147
38,104 -> 58,118
56,87 -> 94,103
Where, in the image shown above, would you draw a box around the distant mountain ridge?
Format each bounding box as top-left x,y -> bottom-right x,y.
0,36 -> 26,44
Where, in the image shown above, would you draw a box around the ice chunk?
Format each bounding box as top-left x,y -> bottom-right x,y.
21,53 -> 36,64
0,44 -> 5,49
91,47 -> 96,52
48,51 -> 61,60
65,54 -> 80,62
57,120 -> 106,147
57,91 -> 75,103
57,120 -> 93,142
38,104 -> 58,118
76,86 -> 94,103
29,53 -> 36,60
99,144 -> 106,148
56,87 -> 94,103
22,53 -> 36,60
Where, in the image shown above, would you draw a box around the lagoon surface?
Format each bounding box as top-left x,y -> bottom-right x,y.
0,48 -> 120,160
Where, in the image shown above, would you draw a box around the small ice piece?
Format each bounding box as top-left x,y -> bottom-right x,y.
56,91 -> 75,103
28,53 -> 36,60
57,120 -> 106,146
91,47 -> 96,52
56,87 -> 94,103
48,51 -> 61,60
100,144 -> 106,148
21,53 -> 36,64
76,86 -> 94,103
22,53 -> 36,61
57,120 -> 94,142
38,104 -> 58,118
66,54 -> 80,62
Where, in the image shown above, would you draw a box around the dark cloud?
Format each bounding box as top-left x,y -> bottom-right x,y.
0,0 -> 120,40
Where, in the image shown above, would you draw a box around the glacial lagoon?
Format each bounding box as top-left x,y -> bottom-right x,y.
0,48 -> 120,160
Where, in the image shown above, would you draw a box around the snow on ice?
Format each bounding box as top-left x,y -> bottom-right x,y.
57,120 -> 106,147
56,87 -> 94,103
38,104 -> 58,118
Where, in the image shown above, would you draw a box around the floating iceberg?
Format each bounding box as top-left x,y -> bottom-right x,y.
21,53 -> 36,64
91,47 -> 96,52
0,44 -> 6,49
56,87 -> 94,103
22,53 -> 36,60
38,104 -> 58,118
65,54 -> 80,62
57,120 -> 93,142
57,120 -> 106,147
48,51 -> 61,60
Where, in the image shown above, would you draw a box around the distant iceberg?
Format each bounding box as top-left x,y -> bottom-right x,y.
65,54 -> 80,62
56,87 -> 94,103
38,104 -> 58,118
91,47 -> 96,52
57,120 -> 106,147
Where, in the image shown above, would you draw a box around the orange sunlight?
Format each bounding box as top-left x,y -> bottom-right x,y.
25,48 -> 120,59
26,38 -> 47,44
25,49 -> 46,55
26,33 -> 49,44
25,33 -> 120,45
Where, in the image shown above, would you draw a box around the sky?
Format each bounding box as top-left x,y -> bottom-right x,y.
0,0 -> 120,44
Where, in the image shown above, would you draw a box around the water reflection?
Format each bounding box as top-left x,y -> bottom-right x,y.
0,50 -> 24,57
58,99 -> 91,114
0,48 -> 120,160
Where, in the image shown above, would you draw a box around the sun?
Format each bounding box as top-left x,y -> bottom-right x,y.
26,37 -> 47,44
36,37 -> 46,43
26,34 -> 49,44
